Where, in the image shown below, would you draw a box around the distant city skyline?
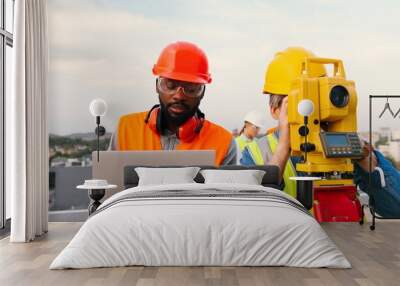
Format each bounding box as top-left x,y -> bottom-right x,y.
48,0 -> 400,135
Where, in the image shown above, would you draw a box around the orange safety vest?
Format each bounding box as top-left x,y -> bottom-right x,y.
117,111 -> 232,166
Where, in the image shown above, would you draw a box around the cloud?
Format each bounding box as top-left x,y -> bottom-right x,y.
48,0 -> 400,135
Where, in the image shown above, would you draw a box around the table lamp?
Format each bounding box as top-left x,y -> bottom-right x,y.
297,99 -> 314,163
89,99 -> 107,162
290,99 -> 320,210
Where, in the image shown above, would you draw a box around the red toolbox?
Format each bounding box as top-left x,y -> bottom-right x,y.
313,185 -> 362,222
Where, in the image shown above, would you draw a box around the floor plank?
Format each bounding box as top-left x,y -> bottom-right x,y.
0,221 -> 399,286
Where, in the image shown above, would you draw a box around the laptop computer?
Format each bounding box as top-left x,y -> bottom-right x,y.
92,150 -> 216,197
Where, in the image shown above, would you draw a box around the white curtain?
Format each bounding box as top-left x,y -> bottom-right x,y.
9,0 -> 49,242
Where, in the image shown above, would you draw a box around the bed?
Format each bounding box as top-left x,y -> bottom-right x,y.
50,165 -> 350,269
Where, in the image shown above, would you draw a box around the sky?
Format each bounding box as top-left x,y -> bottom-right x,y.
47,0 -> 400,135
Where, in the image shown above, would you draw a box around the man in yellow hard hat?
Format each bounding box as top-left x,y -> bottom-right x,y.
257,47 -> 326,198
247,46 -> 400,220
258,47 -> 383,201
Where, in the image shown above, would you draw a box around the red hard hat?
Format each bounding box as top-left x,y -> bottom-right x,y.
152,41 -> 212,84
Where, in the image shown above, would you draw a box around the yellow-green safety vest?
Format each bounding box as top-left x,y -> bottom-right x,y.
266,133 -> 297,198
235,136 -> 265,165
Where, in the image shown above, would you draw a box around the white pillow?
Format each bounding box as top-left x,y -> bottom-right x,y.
135,167 -> 201,186
200,169 -> 266,185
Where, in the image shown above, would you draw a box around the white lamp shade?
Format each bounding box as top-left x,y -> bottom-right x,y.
89,99 -> 107,117
297,99 -> 314,116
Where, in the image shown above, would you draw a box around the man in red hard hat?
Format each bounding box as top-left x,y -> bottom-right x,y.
109,41 -> 236,166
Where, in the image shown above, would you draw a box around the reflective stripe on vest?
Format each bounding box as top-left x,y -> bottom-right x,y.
117,111 -> 232,166
235,136 -> 265,165
235,136 -> 247,151
266,133 -> 297,198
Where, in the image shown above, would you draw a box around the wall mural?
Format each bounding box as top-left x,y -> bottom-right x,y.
47,1 -> 400,214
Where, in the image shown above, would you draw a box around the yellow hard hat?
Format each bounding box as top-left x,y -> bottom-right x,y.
263,47 -> 327,95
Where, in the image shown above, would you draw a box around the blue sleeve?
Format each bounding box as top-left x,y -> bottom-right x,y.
373,150 -> 400,177
354,151 -> 400,189
354,150 -> 400,218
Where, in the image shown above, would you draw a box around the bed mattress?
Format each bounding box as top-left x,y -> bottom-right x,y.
50,183 -> 350,269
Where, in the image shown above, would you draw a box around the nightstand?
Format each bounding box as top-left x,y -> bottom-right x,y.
77,180 -> 117,215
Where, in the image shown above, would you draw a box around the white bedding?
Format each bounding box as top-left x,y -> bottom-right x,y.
50,183 -> 351,269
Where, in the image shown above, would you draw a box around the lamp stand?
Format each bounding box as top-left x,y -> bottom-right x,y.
304,115 -> 308,164
96,116 -> 100,162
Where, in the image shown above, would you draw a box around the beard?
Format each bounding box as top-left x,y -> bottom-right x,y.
159,97 -> 199,127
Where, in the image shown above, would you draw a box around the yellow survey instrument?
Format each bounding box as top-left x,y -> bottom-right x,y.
288,57 -> 363,174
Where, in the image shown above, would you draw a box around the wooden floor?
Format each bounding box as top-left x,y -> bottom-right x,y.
1,221 -> 399,286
